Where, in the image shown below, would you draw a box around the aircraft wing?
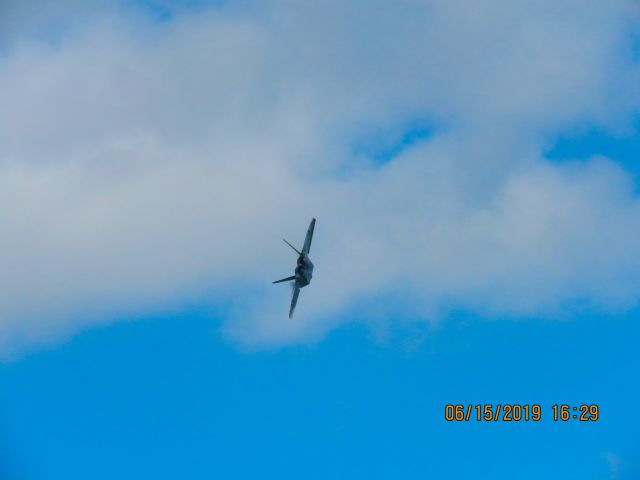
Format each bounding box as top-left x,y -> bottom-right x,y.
289,285 -> 300,319
302,218 -> 316,254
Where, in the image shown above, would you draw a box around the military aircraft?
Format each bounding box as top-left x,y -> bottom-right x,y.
273,218 -> 316,318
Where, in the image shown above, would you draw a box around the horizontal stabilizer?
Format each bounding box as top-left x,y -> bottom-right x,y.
273,275 -> 296,284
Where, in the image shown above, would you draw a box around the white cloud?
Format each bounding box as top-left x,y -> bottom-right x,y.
604,452 -> 622,480
0,0 -> 639,356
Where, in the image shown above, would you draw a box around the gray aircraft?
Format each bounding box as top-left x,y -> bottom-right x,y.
272,218 -> 316,318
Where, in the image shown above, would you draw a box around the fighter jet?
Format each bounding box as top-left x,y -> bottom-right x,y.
273,218 -> 316,318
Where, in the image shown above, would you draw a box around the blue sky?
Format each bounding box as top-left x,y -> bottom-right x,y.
1,1 -> 640,478
1,297 -> 639,478
548,121 -> 640,182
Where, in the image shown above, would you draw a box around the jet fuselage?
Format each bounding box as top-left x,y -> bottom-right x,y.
295,252 -> 314,288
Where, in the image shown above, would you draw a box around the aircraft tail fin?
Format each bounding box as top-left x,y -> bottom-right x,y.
283,239 -> 301,255
273,275 -> 296,284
